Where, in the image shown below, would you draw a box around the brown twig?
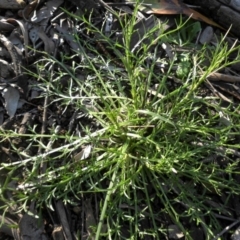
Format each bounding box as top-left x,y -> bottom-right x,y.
208,72 -> 240,82
213,218 -> 240,240
0,33 -> 22,76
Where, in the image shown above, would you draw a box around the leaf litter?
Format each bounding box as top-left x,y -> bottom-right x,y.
0,0 -> 240,239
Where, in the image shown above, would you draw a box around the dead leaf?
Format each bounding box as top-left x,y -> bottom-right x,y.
74,145 -> 92,162
6,19 -> 29,58
30,0 -> 63,23
19,206 -> 48,240
182,7 -> 224,30
0,19 -> 15,32
53,22 -> 80,51
0,215 -> 20,239
27,0 -> 63,46
0,59 -> 13,78
0,0 -> 26,9
0,33 -> 22,76
0,107 -> 4,125
199,26 -> 214,44
84,200 -> 96,240
2,86 -> 20,118
37,27 -> 55,54
168,224 -> 184,239
52,226 -> 65,240
9,30 -> 25,53
55,200 -> 73,240
129,0 -> 224,30
139,0 -> 187,14
18,0 -> 39,19
29,26 -> 40,46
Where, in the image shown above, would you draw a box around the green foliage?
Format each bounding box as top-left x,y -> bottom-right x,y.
1,1 -> 240,239
176,52 -> 192,79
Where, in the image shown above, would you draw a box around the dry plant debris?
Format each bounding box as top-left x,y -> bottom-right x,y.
0,0 -> 240,239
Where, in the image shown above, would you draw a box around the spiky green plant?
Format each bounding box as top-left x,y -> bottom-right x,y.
1,1 -> 240,239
